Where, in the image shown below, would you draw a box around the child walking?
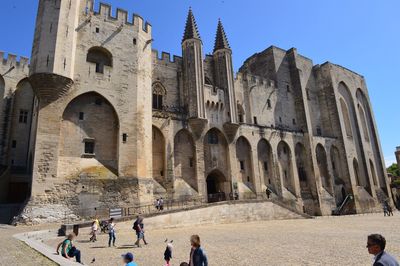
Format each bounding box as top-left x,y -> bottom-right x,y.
164,241 -> 173,266
108,218 -> 116,247
90,220 -> 98,242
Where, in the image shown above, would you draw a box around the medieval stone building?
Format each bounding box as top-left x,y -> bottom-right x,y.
0,0 -> 392,223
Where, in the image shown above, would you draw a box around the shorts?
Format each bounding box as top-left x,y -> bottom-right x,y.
136,231 -> 144,239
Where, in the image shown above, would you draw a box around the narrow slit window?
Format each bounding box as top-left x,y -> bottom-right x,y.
240,160 -> 245,170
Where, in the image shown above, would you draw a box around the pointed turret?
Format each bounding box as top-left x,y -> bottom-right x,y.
181,8 -> 206,119
213,19 -> 231,52
212,19 -> 237,124
182,8 -> 201,42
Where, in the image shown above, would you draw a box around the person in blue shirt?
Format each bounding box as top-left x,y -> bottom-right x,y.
122,252 -> 137,266
367,234 -> 399,266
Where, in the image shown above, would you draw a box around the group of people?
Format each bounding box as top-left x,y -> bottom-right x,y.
155,197 -> 165,211
383,200 -> 394,216
57,215 -> 208,266
161,235 -> 208,266
56,217 -> 397,266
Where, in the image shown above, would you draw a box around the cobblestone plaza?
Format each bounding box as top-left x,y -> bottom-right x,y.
37,213 -> 399,266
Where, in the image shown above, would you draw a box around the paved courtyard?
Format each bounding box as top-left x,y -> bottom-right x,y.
0,224 -> 56,266
42,213 -> 399,266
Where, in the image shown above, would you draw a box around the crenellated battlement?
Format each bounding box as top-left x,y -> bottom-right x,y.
235,72 -> 275,88
0,51 -> 29,70
152,49 -> 182,67
88,1 -> 151,33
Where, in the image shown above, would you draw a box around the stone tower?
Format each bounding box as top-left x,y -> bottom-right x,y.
213,20 -> 237,124
29,0 -> 83,185
182,8 -> 206,120
25,0 -> 154,221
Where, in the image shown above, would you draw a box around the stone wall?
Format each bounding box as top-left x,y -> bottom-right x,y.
144,201 -> 305,230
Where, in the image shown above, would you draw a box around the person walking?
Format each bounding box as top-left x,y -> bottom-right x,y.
94,216 -> 100,229
133,216 -> 147,247
122,252 -> 138,266
155,198 -> 160,211
56,233 -> 83,264
164,242 -> 173,266
108,218 -> 116,247
266,188 -> 271,199
189,235 -> 208,266
383,203 -> 389,217
386,201 -> 394,216
367,234 -> 399,266
160,197 -> 164,211
90,220 -> 98,242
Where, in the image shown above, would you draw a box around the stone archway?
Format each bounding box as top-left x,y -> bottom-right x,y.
257,139 -> 275,193
204,128 -> 230,201
330,145 -> 350,205
295,143 -> 316,197
236,136 -> 254,191
9,79 -> 35,172
59,92 -> 119,178
316,144 -> 332,195
295,143 -> 318,215
174,129 -> 197,194
152,126 -> 166,188
356,88 -> 387,195
277,141 -> 294,194
338,82 -> 371,194
203,128 -> 229,178
206,169 -> 228,202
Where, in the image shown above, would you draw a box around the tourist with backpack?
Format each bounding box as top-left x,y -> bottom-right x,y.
56,233 -> 83,264
189,235 -> 208,266
133,216 -> 147,247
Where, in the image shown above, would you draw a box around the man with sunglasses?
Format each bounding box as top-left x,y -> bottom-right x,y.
367,234 -> 399,266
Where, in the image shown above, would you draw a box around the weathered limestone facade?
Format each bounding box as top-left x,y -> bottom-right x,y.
0,1 -> 393,222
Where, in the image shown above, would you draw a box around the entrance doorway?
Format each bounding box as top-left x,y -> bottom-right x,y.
206,170 -> 228,203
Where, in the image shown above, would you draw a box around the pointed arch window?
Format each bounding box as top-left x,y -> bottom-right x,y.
152,82 -> 166,110
86,47 -> 113,74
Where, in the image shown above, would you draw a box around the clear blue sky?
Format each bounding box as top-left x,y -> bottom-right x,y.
1,0 -> 399,166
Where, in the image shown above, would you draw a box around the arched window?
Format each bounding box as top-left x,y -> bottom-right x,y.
86,47 -> 113,74
152,82 -> 166,110
207,131 -> 219,144
340,98 -> 352,137
358,105 -> 370,142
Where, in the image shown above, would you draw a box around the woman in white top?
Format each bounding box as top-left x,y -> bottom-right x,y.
108,218 -> 116,247
90,220 -> 98,242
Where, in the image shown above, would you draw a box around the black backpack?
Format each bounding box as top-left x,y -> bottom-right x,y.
133,221 -> 139,232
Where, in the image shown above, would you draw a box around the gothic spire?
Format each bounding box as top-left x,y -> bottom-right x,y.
213,19 -> 231,52
182,8 -> 201,43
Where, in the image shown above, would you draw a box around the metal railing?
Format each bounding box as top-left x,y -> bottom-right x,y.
332,194 -> 354,215
66,191 -> 305,223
